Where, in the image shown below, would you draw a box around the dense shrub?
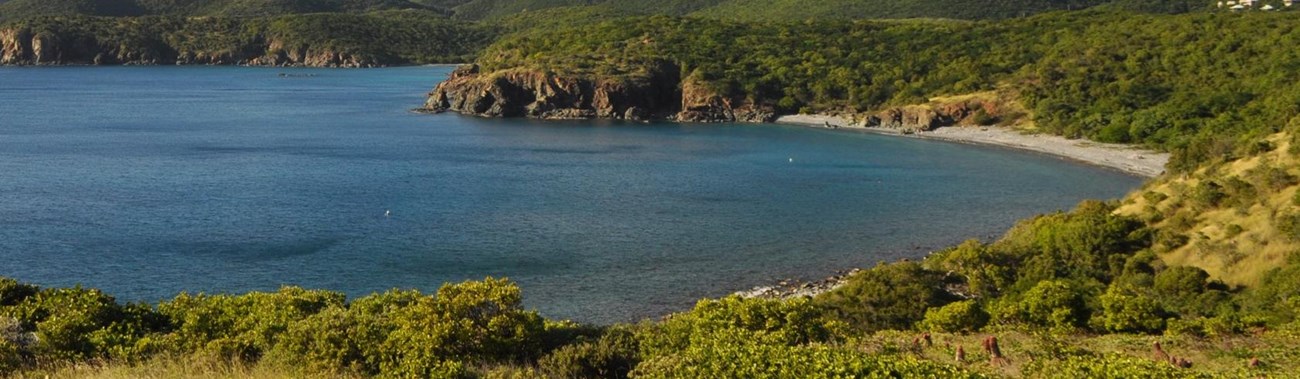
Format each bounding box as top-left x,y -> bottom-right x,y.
924,240 -> 1015,298
537,327 -> 639,379
998,201 -> 1150,291
919,300 -> 989,333
639,296 -> 843,357
1025,354 -> 1213,379
818,262 -> 957,332
153,286 -> 346,359
992,280 -> 1091,331
1096,284 -> 1167,333
0,287 -> 145,360
631,332 -> 981,379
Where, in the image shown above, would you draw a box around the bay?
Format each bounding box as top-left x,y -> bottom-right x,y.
0,66 -> 1142,323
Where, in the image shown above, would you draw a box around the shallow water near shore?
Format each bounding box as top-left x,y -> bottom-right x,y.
0,66 -> 1142,323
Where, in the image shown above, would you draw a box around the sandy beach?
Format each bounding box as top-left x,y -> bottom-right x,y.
775,114 -> 1169,178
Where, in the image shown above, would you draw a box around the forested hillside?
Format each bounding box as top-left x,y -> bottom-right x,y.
468,11 -> 1300,171
0,0 -> 444,21
0,11 -> 494,65
0,0 -> 1215,22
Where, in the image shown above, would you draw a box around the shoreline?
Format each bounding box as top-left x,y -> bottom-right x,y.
734,113 -> 1169,300
775,114 -> 1169,178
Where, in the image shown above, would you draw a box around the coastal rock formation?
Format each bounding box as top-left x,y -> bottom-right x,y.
424,64 -> 778,123
864,100 -> 1003,133
0,27 -> 382,67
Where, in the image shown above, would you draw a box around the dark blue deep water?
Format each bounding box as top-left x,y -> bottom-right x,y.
0,66 -> 1142,323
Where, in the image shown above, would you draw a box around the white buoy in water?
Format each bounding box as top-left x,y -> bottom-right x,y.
788,157 -> 794,163
385,210 -> 391,217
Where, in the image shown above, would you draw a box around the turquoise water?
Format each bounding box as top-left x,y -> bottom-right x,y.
0,66 -> 1142,323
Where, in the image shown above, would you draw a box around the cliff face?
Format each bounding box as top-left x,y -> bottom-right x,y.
864,99 -> 1005,133
0,27 -> 384,67
424,64 -> 777,123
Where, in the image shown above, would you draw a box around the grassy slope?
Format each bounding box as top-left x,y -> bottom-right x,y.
1118,133 -> 1300,286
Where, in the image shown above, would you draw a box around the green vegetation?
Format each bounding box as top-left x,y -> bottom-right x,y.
471,10 -> 1300,172
0,0 -> 445,21
0,0 -> 1218,23
2,11 -> 494,65
8,1 -> 1300,378
6,193 -> 1300,376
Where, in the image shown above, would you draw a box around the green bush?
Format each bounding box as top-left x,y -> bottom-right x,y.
924,239 -> 1014,298
1276,213 -> 1300,242
364,279 -> 544,378
1,287 -> 139,360
999,201 -> 1150,290
919,300 -> 989,333
992,280 -> 1090,331
537,327 -> 638,379
0,278 -> 38,307
1096,284 -> 1167,333
817,262 -> 956,332
631,332 -> 982,379
155,286 -> 346,359
1025,354 -> 1213,379
639,296 -> 842,358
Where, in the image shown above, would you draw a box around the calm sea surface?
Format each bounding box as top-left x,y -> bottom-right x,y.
0,66 -> 1142,323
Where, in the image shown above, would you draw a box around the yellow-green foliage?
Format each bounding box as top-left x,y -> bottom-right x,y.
920,300 -> 989,333
632,333 -> 983,378
1117,133 -> 1300,286
2,12 -> 497,65
0,278 -> 544,378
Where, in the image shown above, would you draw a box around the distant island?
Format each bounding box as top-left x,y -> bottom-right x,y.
6,1 -> 1300,378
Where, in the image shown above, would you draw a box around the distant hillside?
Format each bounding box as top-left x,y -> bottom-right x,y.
450,0 -> 1209,20
0,0 -> 441,21
0,10 -> 495,66
0,0 -> 1214,22
689,0 -> 1107,21
445,0 -> 591,20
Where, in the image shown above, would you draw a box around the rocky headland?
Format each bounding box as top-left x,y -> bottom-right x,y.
423,64 -> 777,123
425,65 -> 1009,130
1,27 -> 388,67
425,66 -> 1170,177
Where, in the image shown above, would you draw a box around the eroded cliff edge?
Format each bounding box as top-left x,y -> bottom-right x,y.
0,27 -> 384,67
423,64 -> 778,123
424,65 -> 1008,129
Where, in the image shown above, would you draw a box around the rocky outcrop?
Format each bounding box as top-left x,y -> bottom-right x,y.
0,29 -> 31,64
0,28 -> 385,67
863,99 -> 1003,133
424,64 -> 778,123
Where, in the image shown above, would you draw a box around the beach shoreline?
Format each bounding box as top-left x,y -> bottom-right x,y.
734,114 -> 1169,300
775,114 -> 1169,178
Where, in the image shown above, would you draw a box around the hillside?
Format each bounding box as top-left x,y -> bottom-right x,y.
0,0 -> 442,21
0,10 -> 495,66
689,0 -> 1113,22
434,11 -> 1300,168
0,0 -> 1216,23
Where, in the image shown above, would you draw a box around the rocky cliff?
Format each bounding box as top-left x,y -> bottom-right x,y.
862,98 -> 1007,133
0,27 -> 384,67
424,64 -> 777,123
